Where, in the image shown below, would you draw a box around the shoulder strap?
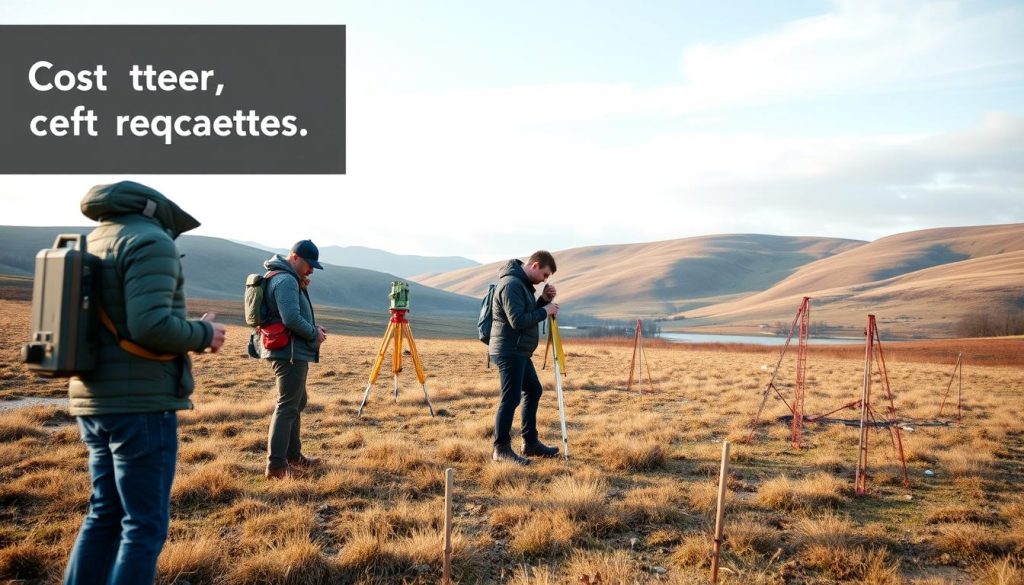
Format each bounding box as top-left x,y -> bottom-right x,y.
492,279 -> 511,323
98,307 -> 178,362
262,269 -> 301,289
260,269 -> 306,324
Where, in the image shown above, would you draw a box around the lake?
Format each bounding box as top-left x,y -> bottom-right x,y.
656,332 -> 864,345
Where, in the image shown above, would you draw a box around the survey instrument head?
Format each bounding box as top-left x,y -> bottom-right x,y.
390,281 -> 410,310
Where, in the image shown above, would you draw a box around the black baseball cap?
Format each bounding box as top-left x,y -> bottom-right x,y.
291,239 -> 324,270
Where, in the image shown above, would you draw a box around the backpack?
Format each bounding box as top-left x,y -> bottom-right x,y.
477,283 -> 497,344
244,270 -> 284,327
22,234 -> 100,376
22,233 -> 175,377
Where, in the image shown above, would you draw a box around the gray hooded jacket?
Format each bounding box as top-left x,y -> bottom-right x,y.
248,254 -> 321,363
487,259 -> 551,358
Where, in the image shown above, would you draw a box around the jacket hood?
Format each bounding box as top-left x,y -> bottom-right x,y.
498,259 -> 533,288
264,254 -> 299,277
81,181 -> 200,239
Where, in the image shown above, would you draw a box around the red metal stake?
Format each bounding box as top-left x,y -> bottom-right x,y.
873,323 -> 909,488
792,297 -> 810,449
855,315 -> 909,496
855,316 -> 873,495
748,296 -> 811,448
626,320 -> 640,392
937,352 -> 964,420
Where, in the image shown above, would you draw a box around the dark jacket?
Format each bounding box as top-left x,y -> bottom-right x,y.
248,254 -> 321,363
488,259 -> 551,357
68,181 -> 214,416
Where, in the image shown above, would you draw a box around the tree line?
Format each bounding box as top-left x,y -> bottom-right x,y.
954,310 -> 1024,337
556,313 -> 663,338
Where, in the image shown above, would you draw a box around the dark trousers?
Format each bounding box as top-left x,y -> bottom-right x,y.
267,359 -> 309,470
64,411 -> 178,585
493,355 -> 543,446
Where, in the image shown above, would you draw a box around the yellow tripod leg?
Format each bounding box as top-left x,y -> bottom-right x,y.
550,315 -> 566,375
402,323 -> 435,417
359,319 -> 396,416
542,321 -> 552,370
394,322 -> 404,401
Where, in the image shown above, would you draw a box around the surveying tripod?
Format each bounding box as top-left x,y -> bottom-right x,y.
358,283 -> 435,417
626,319 -> 655,393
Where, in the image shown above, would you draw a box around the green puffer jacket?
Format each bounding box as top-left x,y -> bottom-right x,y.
68,181 -> 214,416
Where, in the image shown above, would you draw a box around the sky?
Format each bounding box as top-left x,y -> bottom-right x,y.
1,0 -> 1022,263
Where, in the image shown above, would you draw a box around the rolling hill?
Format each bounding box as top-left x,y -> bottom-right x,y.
234,240 -> 479,278
413,234 -> 865,318
0,226 -> 477,316
684,224 -> 1024,336
7,223 -> 1021,338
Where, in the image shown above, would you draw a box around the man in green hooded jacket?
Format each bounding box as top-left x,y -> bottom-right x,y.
63,181 -> 226,585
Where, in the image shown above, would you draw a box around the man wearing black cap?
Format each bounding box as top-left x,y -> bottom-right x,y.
249,240 -> 328,479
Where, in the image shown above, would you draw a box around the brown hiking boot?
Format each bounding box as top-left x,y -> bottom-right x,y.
265,465 -> 302,480
287,455 -> 322,469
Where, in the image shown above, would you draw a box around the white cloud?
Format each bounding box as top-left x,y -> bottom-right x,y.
2,1 -> 1022,262
353,0 -> 1024,125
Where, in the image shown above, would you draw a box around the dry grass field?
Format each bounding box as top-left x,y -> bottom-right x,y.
1,298 -> 1023,584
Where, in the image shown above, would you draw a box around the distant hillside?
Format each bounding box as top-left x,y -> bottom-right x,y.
233,240 -> 479,278
415,234 -> 865,318
685,224 -> 1024,337
10,224 -> 1020,338
0,226 -> 477,316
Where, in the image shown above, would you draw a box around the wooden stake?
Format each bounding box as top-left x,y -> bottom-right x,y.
711,440 -> 730,583
443,468 -> 454,585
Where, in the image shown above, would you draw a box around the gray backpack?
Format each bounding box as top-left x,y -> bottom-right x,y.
477,283 -> 496,344
21,234 -> 100,376
244,270 -> 284,327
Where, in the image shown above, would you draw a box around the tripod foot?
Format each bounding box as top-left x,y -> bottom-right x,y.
422,383 -> 435,417
358,383 -> 372,416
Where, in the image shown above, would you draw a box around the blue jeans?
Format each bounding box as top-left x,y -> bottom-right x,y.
64,411 -> 178,585
493,355 -> 543,446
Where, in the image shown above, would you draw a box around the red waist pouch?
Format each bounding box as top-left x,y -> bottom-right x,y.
259,322 -> 291,350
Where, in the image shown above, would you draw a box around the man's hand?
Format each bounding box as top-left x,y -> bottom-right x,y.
542,283 -> 557,302
317,325 -> 328,344
544,303 -> 560,317
201,312 -> 226,353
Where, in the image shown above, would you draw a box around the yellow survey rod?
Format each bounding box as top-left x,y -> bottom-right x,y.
549,315 -> 570,463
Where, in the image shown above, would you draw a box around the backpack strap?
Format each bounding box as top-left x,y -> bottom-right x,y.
259,270 -> 287,323
98,306 -> 178,362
